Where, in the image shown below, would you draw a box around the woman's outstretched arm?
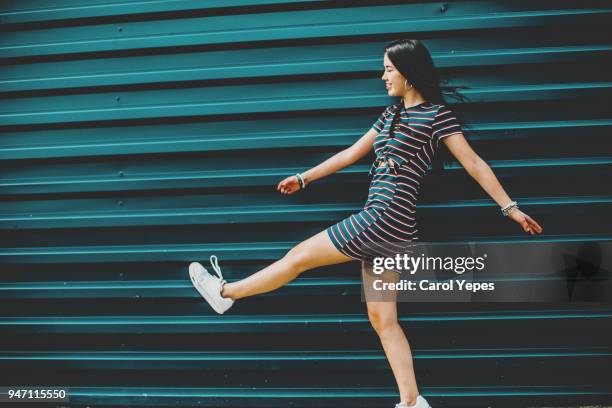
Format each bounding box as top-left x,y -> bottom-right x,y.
441,134 -> 543,235
277,127 -> 378,195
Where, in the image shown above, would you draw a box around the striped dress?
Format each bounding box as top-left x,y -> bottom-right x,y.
326,101 -> 463,263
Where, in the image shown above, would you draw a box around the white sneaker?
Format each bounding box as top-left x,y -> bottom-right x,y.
395,395 -> 431,408
189,255 -> 234,314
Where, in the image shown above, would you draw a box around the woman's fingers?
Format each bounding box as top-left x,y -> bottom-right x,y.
522,214 -> 542,234
521,219 -> 532,234
278,180 -> 290,194
277,176 -> 302,195
526,215 -> 543,233
512,212 -> 533,234
508,210 -> 541,235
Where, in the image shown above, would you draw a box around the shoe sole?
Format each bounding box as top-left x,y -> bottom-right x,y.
189,264 -> 225,314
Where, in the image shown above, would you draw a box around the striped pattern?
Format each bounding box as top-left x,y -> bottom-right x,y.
327,102 -> 462,262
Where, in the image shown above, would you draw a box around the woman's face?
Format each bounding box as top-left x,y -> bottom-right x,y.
381,52 -> 406,97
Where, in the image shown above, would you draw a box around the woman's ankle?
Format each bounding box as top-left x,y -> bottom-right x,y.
402,393 -> 419,407
221,281 -> 235,300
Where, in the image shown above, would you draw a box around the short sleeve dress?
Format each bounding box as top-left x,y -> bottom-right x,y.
325,102 -> 463,263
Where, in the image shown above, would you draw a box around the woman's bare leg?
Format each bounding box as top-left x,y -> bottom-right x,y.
221,229 -> 354,300
362,263 -> 420,406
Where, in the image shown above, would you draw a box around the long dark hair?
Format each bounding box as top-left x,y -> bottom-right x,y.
384,39 -> 444,105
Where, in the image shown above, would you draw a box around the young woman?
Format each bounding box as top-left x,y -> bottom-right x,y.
189,39 -> 543,408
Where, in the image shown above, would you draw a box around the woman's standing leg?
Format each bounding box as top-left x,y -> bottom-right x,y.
221,229 -> 354,300
362,262 -> 421,406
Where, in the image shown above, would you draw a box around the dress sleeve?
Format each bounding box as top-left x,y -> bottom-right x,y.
371,106 -> 391,133
432,105 -> 463,145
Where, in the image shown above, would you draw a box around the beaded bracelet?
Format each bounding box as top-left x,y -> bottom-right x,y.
295,173 -> 306,189
501,201 -> 518,217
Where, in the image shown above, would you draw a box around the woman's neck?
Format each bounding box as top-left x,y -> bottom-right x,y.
402,93 -> 426,109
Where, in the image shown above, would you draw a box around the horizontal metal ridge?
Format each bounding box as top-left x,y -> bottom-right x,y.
1,196 -> 610,230
0,312 -> 611,335
1,4 -> 610,59
2,119 -> 610,161
2,44 -> 610,94
0,0 -> 326,26
445,156 -> 612,170
0,165 -> 367,193
0,347 -> 609,363
1,80 -> 610,126
0,272 -> 608,299
2,159 -> 611,195
0,203 -> 354,229
3,234 -> 612,264
1,309 -> 610,324
0,277 -> 360,299
0,241 -> 293,264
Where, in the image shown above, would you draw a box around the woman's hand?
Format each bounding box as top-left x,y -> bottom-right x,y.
276,175 -> 302,195
507,208 -> 543,235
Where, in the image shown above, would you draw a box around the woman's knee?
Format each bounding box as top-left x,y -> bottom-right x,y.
283,230 -> 351,274
368,306 -> 399,333
283,244 -> 312,274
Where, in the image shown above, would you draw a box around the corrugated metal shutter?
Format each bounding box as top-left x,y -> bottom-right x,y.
1,1 -> 611,406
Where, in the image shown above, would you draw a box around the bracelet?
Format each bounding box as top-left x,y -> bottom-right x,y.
501,200 -> 518,217
295,173 -> 306,189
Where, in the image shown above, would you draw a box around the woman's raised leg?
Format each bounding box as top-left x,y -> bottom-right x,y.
221,229 -> 354,300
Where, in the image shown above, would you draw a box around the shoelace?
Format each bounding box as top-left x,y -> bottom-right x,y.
209,255 -> 225,281
209,255 -> 232,303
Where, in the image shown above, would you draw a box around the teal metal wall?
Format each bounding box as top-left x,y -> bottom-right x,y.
1,1 -> 611,406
